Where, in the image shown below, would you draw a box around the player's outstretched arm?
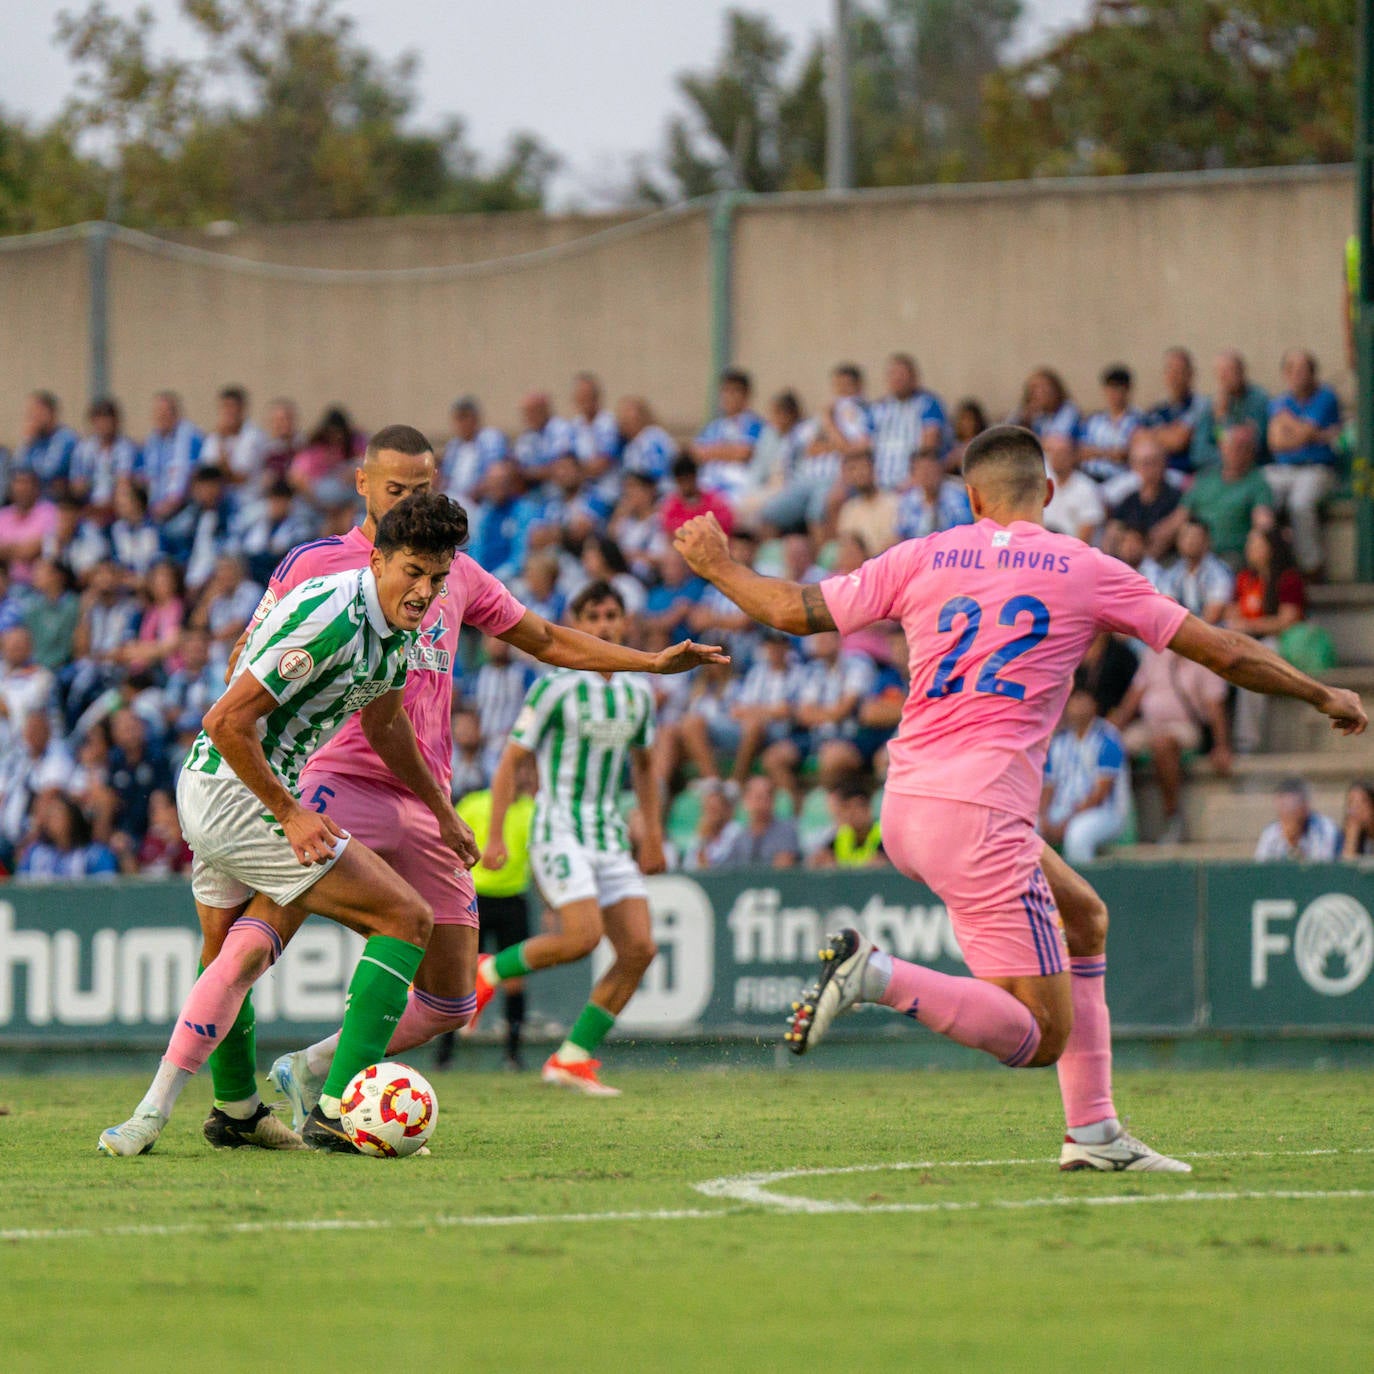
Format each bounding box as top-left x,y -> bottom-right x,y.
359,691 -> 480,866
203,675 -> 345,865
1169,614 -> 1367,736
499,610 -> 728,675
673,512 -> 836,636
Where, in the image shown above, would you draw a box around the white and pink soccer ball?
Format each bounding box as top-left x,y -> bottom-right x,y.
339,1061 -> 437,1158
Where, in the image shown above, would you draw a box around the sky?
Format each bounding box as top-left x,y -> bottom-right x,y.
4,0 -> 1092,208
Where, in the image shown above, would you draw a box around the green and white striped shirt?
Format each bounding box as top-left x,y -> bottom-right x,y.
184,568 -> 412,792
510,668 -> 655,853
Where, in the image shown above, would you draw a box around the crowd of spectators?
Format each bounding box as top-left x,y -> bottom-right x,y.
0,341 -> 1366,882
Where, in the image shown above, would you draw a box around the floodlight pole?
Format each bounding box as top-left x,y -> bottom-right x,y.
1358,0 -> 1374,578
87,221 -> 111,405
827,0 -> 854,192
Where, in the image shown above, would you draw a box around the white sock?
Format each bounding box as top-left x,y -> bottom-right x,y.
319,1093 -> 341,1119
137,1058 -> 192,1119
213,1093 -> 261,1121
1067,1116 -> 1122,1145
859,949 -> 893,1002
304,1033 -> 339,1079
555,1040 -> 591,1063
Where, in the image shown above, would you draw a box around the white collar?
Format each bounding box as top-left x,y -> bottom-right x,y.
359,567 -> 396,638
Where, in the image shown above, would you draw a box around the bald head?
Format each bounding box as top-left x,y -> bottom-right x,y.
962,425 -> 1049,517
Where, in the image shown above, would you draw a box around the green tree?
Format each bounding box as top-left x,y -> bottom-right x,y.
647,0 -> 1023,200
659,10 -> 812,196
983,0 -> 1353,180
0,114 -> 106,233
42,0 -> 558,229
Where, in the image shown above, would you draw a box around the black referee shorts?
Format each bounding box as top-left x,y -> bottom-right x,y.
477,892 -> 531,952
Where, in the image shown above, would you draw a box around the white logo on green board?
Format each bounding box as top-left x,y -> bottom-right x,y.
1293,895 -> 1373,996
1251,894 -> 1374,997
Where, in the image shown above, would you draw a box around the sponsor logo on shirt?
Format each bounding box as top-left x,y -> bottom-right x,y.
992,531 -> 1012,548
340,681 -> 393,712
278,648 -> 314,681
407,608 -> 453,674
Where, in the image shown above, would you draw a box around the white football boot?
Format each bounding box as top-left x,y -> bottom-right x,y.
98,1110 -> 168,1157
785,928 -> 876,1055
1060,1128 -> 1192,1173
268,1051 -> 324,1132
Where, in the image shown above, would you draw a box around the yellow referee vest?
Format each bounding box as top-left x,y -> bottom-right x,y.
455,790 -> 535,897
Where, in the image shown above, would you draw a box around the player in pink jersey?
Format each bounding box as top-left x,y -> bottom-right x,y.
200,426 -> 725,1138
675,425 -> 1365,1172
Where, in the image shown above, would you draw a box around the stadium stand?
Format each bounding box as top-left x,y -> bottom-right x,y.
0,347 -> 1367,881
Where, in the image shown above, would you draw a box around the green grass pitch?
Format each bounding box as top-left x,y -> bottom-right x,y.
1,1067 -> 1371,1372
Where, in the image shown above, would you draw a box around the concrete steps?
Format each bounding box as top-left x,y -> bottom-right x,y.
1132,775 -> 1348,844
1258,666 -> 1374,753
1112,840 -> 1257,863
1324,497 -> 1357,584
1307,582 -> 1374,664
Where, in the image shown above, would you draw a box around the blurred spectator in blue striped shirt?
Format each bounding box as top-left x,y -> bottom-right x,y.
71,397 -> 139,513
871,353 -> 947,491
562,372 -> 622,516
1159,519 -> 1233,624
442,395 -> 507,507
141,391 -> 203,520
897,447 -> 973,541
15,390 -> 78,496
513,391 -> 565,486
692,367 -> 765,504
617,396 -> 678,487
1080,365 -> 1140,484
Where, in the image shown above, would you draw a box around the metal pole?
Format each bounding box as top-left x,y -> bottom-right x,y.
709,191 -> 743,420
1357,0 -> 1374,579
87,221 -> 111,404
827,0 -> 854,192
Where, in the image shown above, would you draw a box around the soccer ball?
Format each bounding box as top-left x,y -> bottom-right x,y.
339,1061 -> 437,1158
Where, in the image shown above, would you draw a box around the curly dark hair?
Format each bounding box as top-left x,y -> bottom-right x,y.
375,491 -> 469,558
569,579 -> 625,618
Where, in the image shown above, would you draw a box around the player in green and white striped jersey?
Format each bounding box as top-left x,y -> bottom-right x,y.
100,493 -> 480,1157
473,581 -> 665,1095
181,564 -> 412,794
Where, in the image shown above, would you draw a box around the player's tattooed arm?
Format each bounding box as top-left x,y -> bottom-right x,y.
1169,613 -> 1367,735
674,512 -> 836,637
801,584 -> 836,634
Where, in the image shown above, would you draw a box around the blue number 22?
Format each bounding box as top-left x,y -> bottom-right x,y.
926,594 -> 1051,702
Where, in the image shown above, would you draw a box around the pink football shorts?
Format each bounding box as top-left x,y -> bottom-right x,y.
296,768 -> 479,928
880,792 -> 1068,979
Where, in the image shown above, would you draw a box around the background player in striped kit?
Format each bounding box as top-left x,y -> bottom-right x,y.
472,581 -> 662,1096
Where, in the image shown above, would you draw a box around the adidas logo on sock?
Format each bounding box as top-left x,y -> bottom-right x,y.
183,1020 -> 218,1037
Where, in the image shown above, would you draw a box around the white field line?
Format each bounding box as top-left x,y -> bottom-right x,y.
0,1207 -> 740,1243
692,1147 -> 1374,1210
2,1147 -> 1371,1245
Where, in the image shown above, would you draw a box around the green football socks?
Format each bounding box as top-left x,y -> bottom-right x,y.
205,965 -> 259,1104
560,1002 -> 617,1061
492,942 -> 532,981
321,936 -> 426,1107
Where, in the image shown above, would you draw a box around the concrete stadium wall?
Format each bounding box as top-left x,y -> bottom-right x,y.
0,166 -> 1353,445
105,209 -> 713,444
733,166 -> 1354,417
0,236 -> 90,426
